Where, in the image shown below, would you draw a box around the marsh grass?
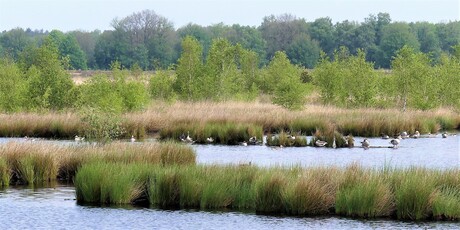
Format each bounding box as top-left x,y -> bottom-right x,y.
160,122 -> 263,145
266,131 -> 308,147
392,168 -> 437,220
74,162 -> 460,221
0,142 -> 195,184
0,157 -> 9,186
1,102 -> 457,140
432,187 -> 460,220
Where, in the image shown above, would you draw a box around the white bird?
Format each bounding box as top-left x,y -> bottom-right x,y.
390,138 -> 400,148
206,137 -> 214,143
381,134 -> 390,139
332,136 -> 336,149
361,138 -> 370,149
130,135 -> 136,142
185,132 -> 193,143
315,140 -> 327,147
287,135 -> 296,140
240,141 -> 248,146
75,135 -> 84,142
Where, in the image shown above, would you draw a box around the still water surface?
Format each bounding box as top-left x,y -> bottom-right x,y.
0,135 -> 459,229
1,185 -> 459,230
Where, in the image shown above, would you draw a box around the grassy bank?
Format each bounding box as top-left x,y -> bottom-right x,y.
1,102 -> 459,140
75,162 -> 460,221
0,142 -> 195,185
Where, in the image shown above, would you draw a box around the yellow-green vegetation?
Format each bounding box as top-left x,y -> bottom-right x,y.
0,142 -> 196,185
74,162 -> 460,221
1,102 -> 459,141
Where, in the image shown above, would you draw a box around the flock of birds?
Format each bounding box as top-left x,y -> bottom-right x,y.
358,130 -> 452,149
179,131 -> 260,146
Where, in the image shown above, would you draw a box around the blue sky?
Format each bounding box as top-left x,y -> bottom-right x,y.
0,0 -> 459,32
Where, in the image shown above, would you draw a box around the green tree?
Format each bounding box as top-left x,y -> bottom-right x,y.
392,46 -> 436,110
47,30 -> 88,70
377,22 -> 420,68
19,43 -> 75,110
309,17 -> 336,56
286,34 -> 321,68
312,51 -> 343,105
267,51 -> 304,110
175,36 -> 204,100
412,22 -> 441,61
150,70 -> 177,102
0,28 -> 33,60
0,58 -> 26,112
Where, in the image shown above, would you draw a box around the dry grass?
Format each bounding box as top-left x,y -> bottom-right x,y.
1,101 -> 459,139
0,141 -> 196,184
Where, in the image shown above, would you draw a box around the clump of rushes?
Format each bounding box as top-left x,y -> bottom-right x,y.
74,163 -> 460,221
310,127 -> 347,148
160,122 -> 263,145
0,142 -> 195,184
335,172 -> 394,218
266,131 -> 307,147
392,167 -> 437,220
0,157 -> 10,187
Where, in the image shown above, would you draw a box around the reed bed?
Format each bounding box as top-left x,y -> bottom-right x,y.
0,141 -> 196,185
1,102 -> 458,140
74,162 -> 460,221
160,122 -> 263,145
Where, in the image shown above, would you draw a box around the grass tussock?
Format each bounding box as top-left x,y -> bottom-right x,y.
74,162 -> 460,221
160,122 -> 263,145
0,142 -> 196,185
0,157 -> 10,187
266,131 -> 308,147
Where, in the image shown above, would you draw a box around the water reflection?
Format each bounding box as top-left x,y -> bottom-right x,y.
1,185 -> 459,229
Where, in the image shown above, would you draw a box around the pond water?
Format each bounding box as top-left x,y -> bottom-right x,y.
194,135 -> 460,169
1,135 -> 459,229
1,185 -> 459,230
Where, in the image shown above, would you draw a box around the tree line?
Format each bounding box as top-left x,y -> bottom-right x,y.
1,10 -> 459,70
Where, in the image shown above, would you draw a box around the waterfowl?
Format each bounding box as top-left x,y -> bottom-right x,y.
401,131 -> 408,139
130,135 -> 136,142
75,135 -> 84,142
410,131 -> 420,139
381,134 -> 390,139
248,136 -> 257,145
179,133 -> 186,142
315,140 -> 327,147
287,135 -> 296,140
346,134 -> 354,148
240,141 -> 248,146
390,138 -> 400,148
442,132 -> 448,138
185,132 -> 194,143
332,136 -> 336,149
206,137 -> 214,143
361,138 -> 370,149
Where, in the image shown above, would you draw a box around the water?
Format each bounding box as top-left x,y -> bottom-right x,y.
194,135 -> 460,169
1,135 -> 459,229
1,185 -> 459,230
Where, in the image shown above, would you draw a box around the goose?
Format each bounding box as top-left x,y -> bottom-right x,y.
442,132 -> 448,138
315,140 -> 327,147
248,136 -> 257,145
381,134 -> 390,139
361,138 -> 370,149
287,135 -> 296,140
130,135 -> 136,142
206,137 -> 214,143
185,132 -> 194,143
410,131 -> 420,139
240,141 -> 248,146
401,131 -> 408,139
390,138 -> 400,148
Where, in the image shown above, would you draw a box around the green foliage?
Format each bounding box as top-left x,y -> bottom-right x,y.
77,74 -> 125,113
20,43 -> 75,110
80,107 -> 126,144
392,46 -> 437,110
175,36 -> 204,101
149,70 -> 177,102
0,58 -> 26,112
